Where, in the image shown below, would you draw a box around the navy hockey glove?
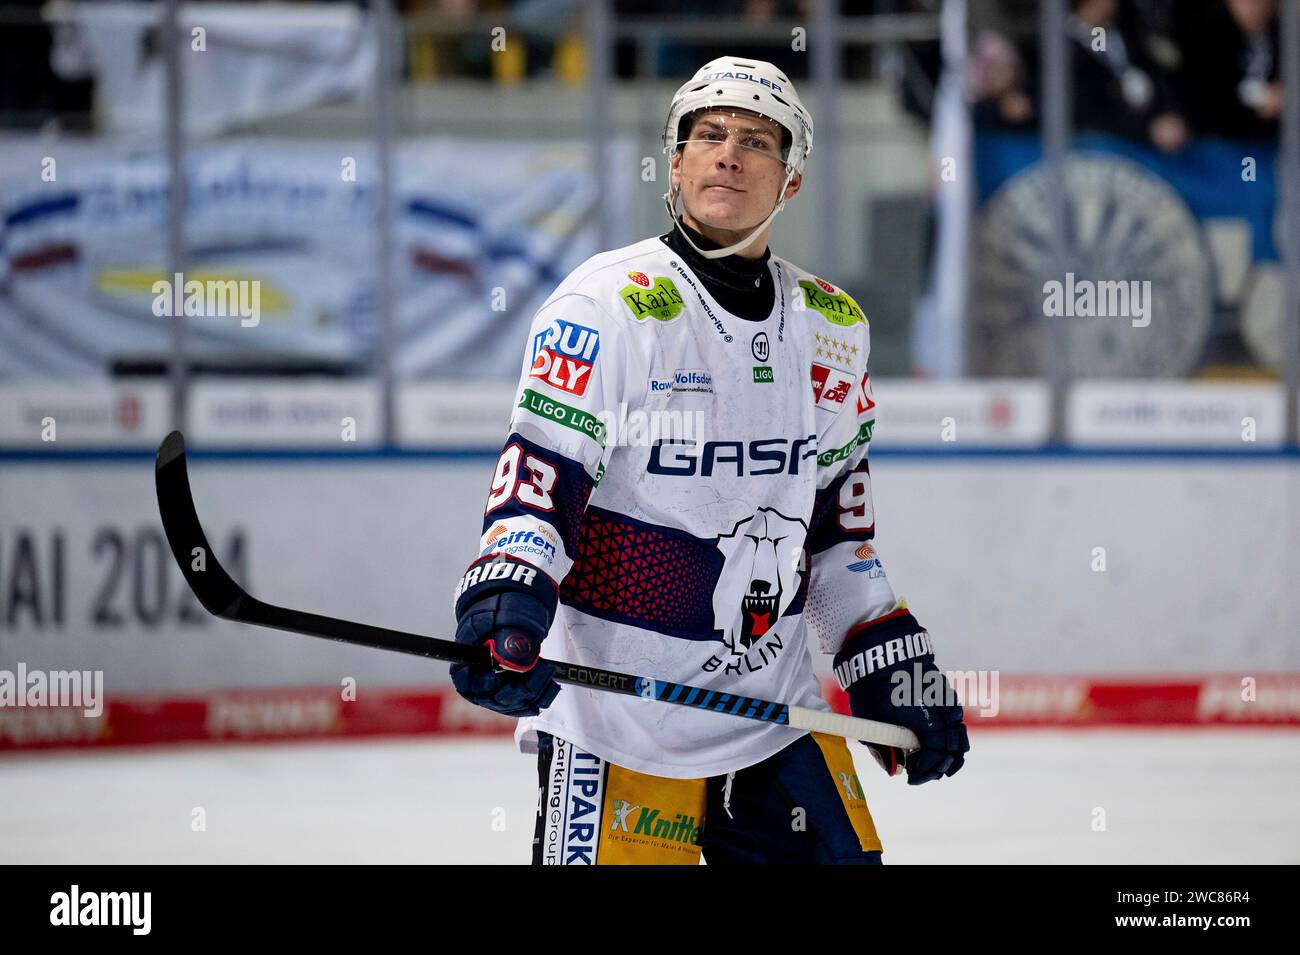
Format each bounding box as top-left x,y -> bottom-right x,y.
832,608 -> 969,786
450,555 -> 561,718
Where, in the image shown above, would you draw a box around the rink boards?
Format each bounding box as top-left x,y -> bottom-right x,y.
1,450 -> 1297,748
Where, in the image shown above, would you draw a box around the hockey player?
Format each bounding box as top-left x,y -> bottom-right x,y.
450,56 -> 969,865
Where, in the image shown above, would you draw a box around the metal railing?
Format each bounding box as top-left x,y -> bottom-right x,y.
2,0 -> 1296,446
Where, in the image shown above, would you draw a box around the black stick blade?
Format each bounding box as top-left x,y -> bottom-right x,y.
154,430 -> 247,618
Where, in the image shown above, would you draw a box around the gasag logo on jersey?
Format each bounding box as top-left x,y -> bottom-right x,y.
479,519 -> 561,568
799,279 -> 864,327
847,542 -> 885,578
530,319 -> 600,396
811,362 -> 855,411
648,369 -> 714,397
620,276 -> 684,322
648,433 -> 817,476
704,508 -> 808,675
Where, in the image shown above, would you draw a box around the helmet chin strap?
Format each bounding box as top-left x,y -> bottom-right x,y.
662,164 -> 798,260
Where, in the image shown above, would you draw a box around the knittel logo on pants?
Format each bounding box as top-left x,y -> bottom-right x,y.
705,508 -> 807,675
607,799 -> 701,854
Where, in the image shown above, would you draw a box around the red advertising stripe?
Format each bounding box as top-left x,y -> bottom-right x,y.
822,675 -> 1300,727
0,687 -> 513,752
2,677 -> 1298,752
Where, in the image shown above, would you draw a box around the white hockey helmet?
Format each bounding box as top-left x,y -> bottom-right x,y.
662,56 -> 814,259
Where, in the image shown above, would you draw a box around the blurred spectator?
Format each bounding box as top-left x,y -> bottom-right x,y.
1123,0 -> 1182,75
628,1 -> 811,81
404,0 -> 494,81
1064,0 -> 1188,150
0,0 -> 92,129
869,0 -> 945,121
967,29 -> 1035,130
1007,0 -> 1189,151
1172,0 -> 1282,141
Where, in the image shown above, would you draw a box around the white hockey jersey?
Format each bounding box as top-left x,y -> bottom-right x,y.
465,236 -> 899,778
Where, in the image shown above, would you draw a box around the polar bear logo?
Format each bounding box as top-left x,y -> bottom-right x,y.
712,508 -> 808,656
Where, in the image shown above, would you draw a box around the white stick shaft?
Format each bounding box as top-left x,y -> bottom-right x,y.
788,706 -> 921,751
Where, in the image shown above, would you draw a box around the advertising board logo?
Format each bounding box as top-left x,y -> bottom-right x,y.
116,393 -> 142,430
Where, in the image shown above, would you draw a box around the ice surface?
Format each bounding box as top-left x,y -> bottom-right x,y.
1,729 -> 1296,864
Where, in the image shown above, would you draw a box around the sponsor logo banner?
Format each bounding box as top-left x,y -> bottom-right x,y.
542,739 -> 606,865
855,372 -> 876,417
648,369 -> 714,398
0,686 -> 515,751
811,362 -> 855,411
824,675 -> 1300,726
517,388 -> 606,447
0,137 -> 634,380
817,420 -> 874,467
188,380 -> 383,447
868,379 -> 1050,448
799,279 -> 864,327
846,542 -> 885,577
478,518 -> 562,569
8,674 -> 1300,752
0,383 -> 169,448
530,320 -> 601,397
620,277 -> 684,322
397,382 -> 516,448
1067,382 -> 1285,447
605,798 -> 702,858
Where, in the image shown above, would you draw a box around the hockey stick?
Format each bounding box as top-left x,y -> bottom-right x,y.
154,430 -> 919,751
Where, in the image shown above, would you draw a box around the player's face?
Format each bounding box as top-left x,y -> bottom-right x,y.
671,109 -> 802,251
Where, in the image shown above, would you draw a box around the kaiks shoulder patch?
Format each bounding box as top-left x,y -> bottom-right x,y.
798,278 -> 864,327
620,276 -> 685,322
